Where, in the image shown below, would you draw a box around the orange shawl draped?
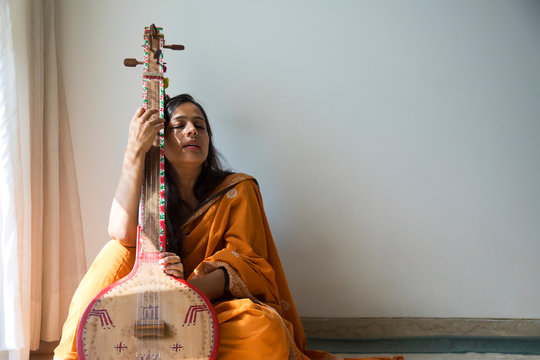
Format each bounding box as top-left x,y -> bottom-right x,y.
181,173 -> 401,360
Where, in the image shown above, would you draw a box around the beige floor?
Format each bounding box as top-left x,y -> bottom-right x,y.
30,342 -> 539,360
31,353 -> 540,360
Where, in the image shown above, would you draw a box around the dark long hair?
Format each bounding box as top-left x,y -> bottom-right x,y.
164,94 -> 232,257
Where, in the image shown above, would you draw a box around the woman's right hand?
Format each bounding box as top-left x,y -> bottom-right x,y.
127,107 -> 164,156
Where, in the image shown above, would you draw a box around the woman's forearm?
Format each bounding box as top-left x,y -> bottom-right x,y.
108,147 -> 146,246
189,269 -> 227,301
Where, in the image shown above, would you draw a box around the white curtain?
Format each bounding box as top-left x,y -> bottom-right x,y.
1,0 -> 87,358
0,1 -> 25,360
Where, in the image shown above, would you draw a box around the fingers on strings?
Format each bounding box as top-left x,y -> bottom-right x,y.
159,252 -> 184,278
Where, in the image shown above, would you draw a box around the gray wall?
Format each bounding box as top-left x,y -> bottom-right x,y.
55,0 -> 540,318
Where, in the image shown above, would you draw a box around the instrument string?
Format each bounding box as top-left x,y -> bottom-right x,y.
136,164 -> 144,360
152,149 -> 157,357
151,150 -> 155,358
157,142 -> 161,358
158,42 -> 163,360
150,150 -> 153,357
154,147 -> 159,358
146,154 -> 150,359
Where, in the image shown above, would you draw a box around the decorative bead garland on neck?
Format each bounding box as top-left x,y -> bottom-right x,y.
140,25 -> 167,253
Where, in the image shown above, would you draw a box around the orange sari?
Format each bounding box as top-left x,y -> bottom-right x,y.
54,173 -> 402,360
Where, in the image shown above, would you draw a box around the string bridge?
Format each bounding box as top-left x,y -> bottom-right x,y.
134,320 -> 166,337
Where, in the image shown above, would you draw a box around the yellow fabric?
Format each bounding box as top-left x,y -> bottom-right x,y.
54,240 -> 136,360
54,173 -> 402,360
215,299 -> 291,360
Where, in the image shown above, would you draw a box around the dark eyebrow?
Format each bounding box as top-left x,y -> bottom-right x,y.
171,115 -> 205,122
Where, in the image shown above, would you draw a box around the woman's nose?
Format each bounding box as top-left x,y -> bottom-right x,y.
186,123 -> 198,136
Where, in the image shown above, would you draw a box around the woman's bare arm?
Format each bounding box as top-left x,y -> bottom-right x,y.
108,107 -> 162,246
159,252 -> 227,301
189,269 -> 227,300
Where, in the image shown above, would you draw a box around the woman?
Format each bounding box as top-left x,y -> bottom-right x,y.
54,94 -> 400,360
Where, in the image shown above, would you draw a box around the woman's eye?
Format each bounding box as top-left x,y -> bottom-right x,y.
171,123 -> 205,131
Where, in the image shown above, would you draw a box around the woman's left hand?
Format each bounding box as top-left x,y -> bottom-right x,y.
159,252 -> 184,279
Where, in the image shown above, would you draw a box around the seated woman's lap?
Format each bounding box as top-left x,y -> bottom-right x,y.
215,298 -> 292,360
54,241 -> 291,360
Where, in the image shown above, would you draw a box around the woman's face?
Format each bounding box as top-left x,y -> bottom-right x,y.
164,102 -> 210,171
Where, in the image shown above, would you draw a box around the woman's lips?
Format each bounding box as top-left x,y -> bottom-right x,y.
183,141 -> 200,149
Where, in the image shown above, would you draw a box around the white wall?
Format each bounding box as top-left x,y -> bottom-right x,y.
55,0 -> 540,318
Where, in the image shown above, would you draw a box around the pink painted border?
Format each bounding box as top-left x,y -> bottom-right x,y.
76,233 -> 220,359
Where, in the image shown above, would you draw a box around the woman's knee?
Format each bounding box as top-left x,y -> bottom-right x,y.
216,299 -> 291,359
75,240 -> 135,297
89,240 -> 135,275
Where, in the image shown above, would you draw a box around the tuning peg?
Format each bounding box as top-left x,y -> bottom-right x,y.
164,44 -> 185,51
124,58 -> 144,67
